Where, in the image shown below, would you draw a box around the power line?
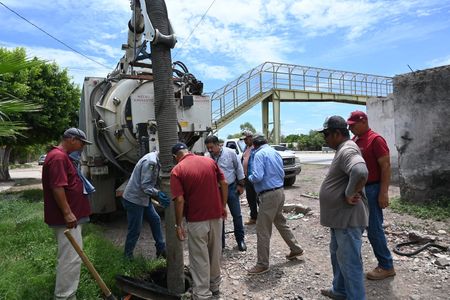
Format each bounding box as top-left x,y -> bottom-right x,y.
0,1 -> 111,70
173,0 -> 217,59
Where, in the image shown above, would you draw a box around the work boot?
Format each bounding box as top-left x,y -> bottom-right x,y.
245,218 -> 256,225
286,248 -> 304,260
247,265 -> 269,275
237,240 -> 247,251
366,266 -> 396,280
320,288 -> 346,300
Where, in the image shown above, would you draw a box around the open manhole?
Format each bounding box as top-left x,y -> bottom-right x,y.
116,266 -> 192,300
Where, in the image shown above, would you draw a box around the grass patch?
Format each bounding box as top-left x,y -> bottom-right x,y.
390,196 -> 450,221
0,191 -> 165,300
9,163 -> 35,169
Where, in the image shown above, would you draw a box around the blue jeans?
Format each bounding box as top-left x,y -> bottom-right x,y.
222,182 -> 245,247
366,183 -> 394,270
122,198 -> 165,258
245,178 -> 259,220
330,227 -> 366,300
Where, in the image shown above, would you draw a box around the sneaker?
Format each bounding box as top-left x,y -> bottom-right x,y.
247,265 -> 269,275
320,288 -> 346,300
245,218 -> 256,225
366,266 -> 396,280
286,249 -> 304,260
212,290 -> 220,296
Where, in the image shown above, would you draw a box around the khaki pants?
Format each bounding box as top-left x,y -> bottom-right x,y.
54,226 -> 83,300
187,219 -> 222,300
256,189 -> 302,268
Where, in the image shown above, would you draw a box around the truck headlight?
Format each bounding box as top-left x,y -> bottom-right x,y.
295,157 -> 301,164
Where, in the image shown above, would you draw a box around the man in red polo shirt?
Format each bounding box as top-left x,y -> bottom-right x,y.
170,143 -> 228,300
42,128 -> 92,300
347,111 -> 395,280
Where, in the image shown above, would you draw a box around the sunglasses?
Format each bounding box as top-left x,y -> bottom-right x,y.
322,130 -> 331,137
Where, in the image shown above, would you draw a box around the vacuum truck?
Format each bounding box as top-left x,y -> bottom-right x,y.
78,0 -> 212,214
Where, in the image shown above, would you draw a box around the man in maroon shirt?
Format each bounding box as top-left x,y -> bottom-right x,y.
347,111 -> 395,280
170,143 -> 228,300
42,128 -> 92,300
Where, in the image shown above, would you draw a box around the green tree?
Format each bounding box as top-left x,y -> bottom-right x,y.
239,122 -> 256,133
0,47 -> 80,180
227,122 -> 257,139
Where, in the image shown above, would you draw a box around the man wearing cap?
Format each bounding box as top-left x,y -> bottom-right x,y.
42,128 -> 92,300
317,116 -> 369,300
247,134 -> 304,275
121,150 -> 170,259
170,143 -> 228,299
205,135 -> 247,251
347,110 -> 396,280
240,130 -> 259,225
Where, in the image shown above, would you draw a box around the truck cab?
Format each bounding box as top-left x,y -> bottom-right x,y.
223,138 -> 301,186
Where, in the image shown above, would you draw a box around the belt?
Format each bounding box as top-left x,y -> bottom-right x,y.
366,181 -> 380,186
259,186 -> 283,195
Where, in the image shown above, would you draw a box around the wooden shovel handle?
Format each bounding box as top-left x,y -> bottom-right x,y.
64,229 -> 116,299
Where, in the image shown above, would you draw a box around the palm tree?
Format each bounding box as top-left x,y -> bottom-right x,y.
0,48 -> 41,180
0,50 -> 40,137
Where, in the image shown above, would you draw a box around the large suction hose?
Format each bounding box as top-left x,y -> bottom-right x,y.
145,0 -> 184,294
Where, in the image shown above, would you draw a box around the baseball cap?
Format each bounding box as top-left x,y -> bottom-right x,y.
240,129 -> 253,140
171,142 -> 188,155
347,110 -> 367,125
63,128 -> 92,145
317,116 -> 348,133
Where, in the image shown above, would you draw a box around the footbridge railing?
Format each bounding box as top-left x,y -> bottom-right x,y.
209,62 -> 393,130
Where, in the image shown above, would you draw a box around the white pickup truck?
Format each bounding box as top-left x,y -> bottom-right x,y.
223,139 -> 301,186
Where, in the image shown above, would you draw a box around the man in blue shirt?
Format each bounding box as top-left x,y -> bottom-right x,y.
122,151 -> 170,259
247,135 -> 304,275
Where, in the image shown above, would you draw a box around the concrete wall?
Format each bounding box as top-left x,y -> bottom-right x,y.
367,96 -> 398,184
393,65 -> 450,203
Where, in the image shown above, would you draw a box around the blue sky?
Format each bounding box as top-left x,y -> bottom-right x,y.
1,0 -> 450,138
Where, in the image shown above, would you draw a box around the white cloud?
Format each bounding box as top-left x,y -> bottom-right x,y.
195,63 -> 234,81
289,0 -> 444,40
83,39 -> 122,59
428,55 -> 450,68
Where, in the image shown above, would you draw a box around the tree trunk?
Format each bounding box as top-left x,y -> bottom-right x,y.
0,145 -> 12,181
146,0 -> 185,294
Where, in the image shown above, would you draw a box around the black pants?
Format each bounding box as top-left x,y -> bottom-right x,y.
245,178 -> 259,220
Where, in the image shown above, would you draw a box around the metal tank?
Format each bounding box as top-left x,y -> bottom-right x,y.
79,74 -> 211,214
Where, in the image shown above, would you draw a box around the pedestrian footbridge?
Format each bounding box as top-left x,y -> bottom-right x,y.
209,62 -> 393,143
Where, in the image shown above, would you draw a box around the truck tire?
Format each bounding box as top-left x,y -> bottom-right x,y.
284,176 -> 296,186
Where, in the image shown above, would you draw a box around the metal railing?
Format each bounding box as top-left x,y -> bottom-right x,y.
210,62 -> 393,128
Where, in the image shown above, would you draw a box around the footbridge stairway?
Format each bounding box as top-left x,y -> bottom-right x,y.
209,62 -> 393,143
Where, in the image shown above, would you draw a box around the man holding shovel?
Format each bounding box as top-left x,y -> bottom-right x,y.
42,128 -> 93,300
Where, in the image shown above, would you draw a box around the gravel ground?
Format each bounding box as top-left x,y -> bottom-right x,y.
99,164 -> 450,300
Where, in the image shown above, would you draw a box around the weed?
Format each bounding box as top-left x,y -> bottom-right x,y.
390,196 -> 450,221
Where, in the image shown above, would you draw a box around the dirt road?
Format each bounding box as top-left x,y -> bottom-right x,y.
100,164 -> 449,300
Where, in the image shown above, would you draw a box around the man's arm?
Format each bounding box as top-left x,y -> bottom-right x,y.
218,179 -> 228,218
377,155 -> 391,209
174,195 -> 186,241
231,151 -> 245,194
345,163 -> 368,205
52,187 -> 77,228
141,160 -> 159,197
